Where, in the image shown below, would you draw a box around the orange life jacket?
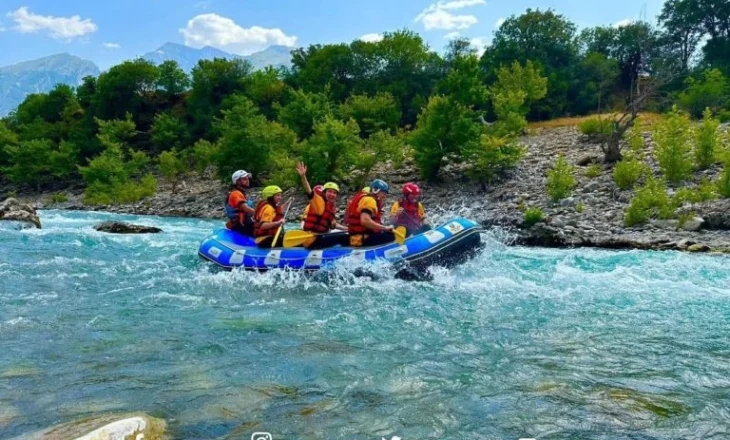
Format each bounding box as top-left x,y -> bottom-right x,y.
347,192 -> 381,235
396,197 -> 421,231
303,198 -> 337,233
253,200 -> 283,237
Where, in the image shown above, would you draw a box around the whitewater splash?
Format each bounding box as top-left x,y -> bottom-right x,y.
2,209 -> 730,440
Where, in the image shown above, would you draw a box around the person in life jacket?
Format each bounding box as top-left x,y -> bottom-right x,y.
347,178 -> 395,247
254,185 -> 291,248
225,170 -> 255,236
300,185 -> 322,228
295,162 -> 348,249
389,183 -> 431,236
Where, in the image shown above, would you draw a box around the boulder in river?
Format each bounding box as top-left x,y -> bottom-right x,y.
0,198 -> 41,228
11,413 -> 166,440
94,221 -> 162,234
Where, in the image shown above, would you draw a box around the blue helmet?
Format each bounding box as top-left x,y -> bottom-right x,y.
370,179 -> 389,193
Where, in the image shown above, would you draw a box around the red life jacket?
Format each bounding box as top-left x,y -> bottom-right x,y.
302,197 -> 337,233
254,200 -> 283,237
396,197 -> 422,231
347,192 -> 381,235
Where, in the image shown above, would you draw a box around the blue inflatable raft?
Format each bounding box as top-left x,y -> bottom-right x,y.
198,217 -> 483,273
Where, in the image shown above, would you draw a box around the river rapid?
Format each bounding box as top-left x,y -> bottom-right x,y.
2,210 -> 730,439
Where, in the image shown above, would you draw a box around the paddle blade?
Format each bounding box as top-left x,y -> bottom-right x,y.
394,226 -> 407,245
283,230 -> 315,248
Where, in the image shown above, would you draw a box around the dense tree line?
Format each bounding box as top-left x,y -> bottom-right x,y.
0,2 -> 729,203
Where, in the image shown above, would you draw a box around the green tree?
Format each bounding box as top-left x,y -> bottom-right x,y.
653,106 -> 694,184
694,108 -> 721,169
242,67 -> 286,119
158,148 -> 188,194
93,59 -> 160,122
151,112 -> 190,151
339,92 -> 401,137
482,8 -> 578,119
490,61 -> 548,134
297,116 -> 363,184
355,130 -> 406,187
215,96 -> 297,181
276,88 -> 334,139
678,69 -> 729,118
410,95 -> 481,180
288,43 -> 355,102
3,139 -> 55,188
436,53 -> 488,109
576,52 -> 620,113
658,0 -> 705,71
0,121 -> 19,166
187,58 -> 252,138
156,60 -> 190,95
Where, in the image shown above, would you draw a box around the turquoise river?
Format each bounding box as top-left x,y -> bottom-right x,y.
2,210 -> 730,440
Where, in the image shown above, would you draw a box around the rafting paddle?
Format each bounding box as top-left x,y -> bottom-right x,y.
393,226 -> 406,245
283,229 -> 316,248
271,197 -> 294,248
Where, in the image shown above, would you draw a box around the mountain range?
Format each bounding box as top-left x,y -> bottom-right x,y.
0,43 -> 294,117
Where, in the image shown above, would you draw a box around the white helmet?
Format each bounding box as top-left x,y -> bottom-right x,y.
231,170 -> 251,184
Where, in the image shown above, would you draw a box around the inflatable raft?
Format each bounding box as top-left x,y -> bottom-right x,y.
198,217 -> 483,272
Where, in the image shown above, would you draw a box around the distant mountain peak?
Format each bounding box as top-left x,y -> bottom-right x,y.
142,42 -> 294,72
0,53 -> 100,116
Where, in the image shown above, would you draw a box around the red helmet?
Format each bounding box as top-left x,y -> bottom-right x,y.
313,185 -> 324,196
402,183 -> 421,196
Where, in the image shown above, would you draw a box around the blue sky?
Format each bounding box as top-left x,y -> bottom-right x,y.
0,0 -> 666,69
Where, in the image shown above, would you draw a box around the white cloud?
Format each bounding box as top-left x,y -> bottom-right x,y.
469,37 -> 489,55
102,42 -> 120,49
495,18 -> 505,28
444,31 -> 461,40
613,19 -> 633,28
415,0 -> 485,31
7,7 -> 97,39
179,13 -> 296,55
359,33 -> 383,43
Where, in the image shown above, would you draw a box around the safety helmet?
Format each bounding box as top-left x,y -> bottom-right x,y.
362,186 -> 371,194
402,183 -> 421,196
369,179 -> 389,194
313,185 -> 324,196
231,170 -> 251,184
262,185 -> 283,199
323,182 -> 340,192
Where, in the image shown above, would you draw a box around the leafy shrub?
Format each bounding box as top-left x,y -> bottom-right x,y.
216,96 -> 297,182
50,192 -> 68,203
84,173 -> 157,205
718,150 -> 730,198
546,154 -> 576,202
411,95 -> 481,180
624,177 -> 674,227
3,139 -> 78,189
523,208 -> 544,226
158,148 -> 188,193
576,201 -> 584,213
653,106 -> 693,185
694,108 -> 720,169
151,113 -> 190,151
297,116 -> 362,185
613,158 -> 647,190
678,68 -> 729,118
354,130 -> 406,188
578,117 -> 613,137
718,110 -> 730,123
276,89 -> 334,139
339,92 -> 401,137
585,163 -> 602,178
463,134 -> 524,183
189,139 -> 219,174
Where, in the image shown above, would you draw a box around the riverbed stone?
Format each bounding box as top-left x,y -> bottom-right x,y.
680,216 -> 704,232
687,243 -> 711,253
11,413 -> 166,440
651,219 -> 679,230
0,198 -> 41,228
94,221 -> 162,234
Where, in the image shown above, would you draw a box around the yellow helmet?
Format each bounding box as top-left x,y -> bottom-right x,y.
323,182 -> 340,192
362,186 -> 371,194
262,185 -> 282,199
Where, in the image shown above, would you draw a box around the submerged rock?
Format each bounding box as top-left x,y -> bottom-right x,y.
687,243 -> 711,253
94,221 -> 162,234
0,198 -> 41,228
12,413 -> 166,440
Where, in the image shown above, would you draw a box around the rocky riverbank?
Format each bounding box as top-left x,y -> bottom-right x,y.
12,126 -> 730,253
